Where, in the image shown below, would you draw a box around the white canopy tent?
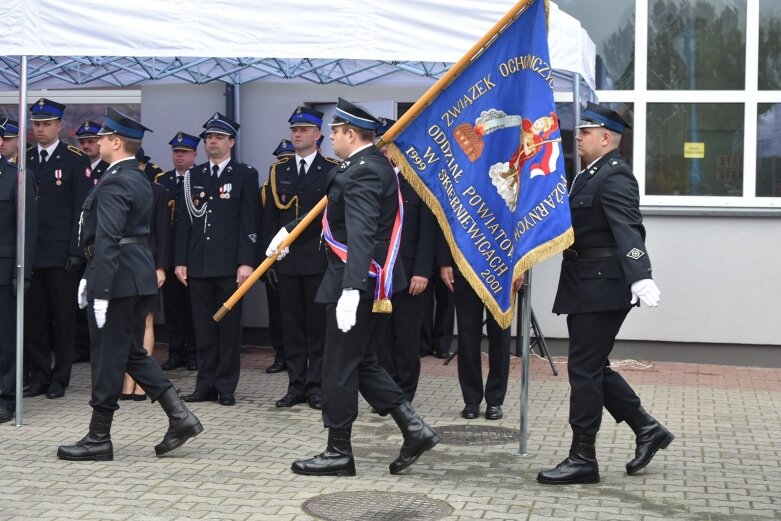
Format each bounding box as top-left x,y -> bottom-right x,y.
0,1 -> 594,90
2,1 -> 595,445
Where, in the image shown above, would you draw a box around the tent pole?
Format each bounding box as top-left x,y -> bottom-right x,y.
517,268 -> 533,456
573,73 -> 581,175
15,55 -> 28,427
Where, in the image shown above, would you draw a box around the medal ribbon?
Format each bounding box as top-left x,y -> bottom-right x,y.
321,172 -> 404,313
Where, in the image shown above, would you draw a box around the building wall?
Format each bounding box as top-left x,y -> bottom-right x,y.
139,82 -> 780,346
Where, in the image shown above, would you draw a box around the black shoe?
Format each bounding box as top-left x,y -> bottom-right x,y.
46,382 -> 65,399
433,350 -> 449,359
0,403 -> 13,423
183,391 -> 218,403
265,360 -> 286,374
308,395 -> 323,410
291,428 -> 356,477
161,357 -> 184,371
389,402 -> 440,474
625,406 -> 675,475
119,393 -> 133,401
461,403 -> 479,419
23,382 -> 47,398
155,387 -> 203,456
185,361 -> 198,371
275,392 -> 306,408
132,393 -> 147,402
218,392 -> 236,406
57,409 -> 114,461
485,405 -> 503,420
537,434 -> 600,485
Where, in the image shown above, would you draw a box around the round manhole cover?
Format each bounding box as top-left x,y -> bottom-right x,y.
435,424 -> 520,445
303,491 -> 453,521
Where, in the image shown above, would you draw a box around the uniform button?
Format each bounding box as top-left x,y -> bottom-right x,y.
597,271 -> 602,276
209,196 -> 213,200
207,224 -> 211,227
208,210 -> 212,213
206,237 -> 210,240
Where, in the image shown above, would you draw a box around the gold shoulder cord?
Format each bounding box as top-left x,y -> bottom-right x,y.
269,159 -> 298,212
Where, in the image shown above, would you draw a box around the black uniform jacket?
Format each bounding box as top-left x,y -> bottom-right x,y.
175,160 -> 259,278
0,158 -> 36,285
552,150 -> 653,315
80,158 -> 157,300
262,153 -> 338,276
286,145 -> 406,304
156,169 -> 186,269
27,141 -> 92,267
398,174 -> 435,278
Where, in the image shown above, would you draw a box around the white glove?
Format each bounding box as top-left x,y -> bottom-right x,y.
335,289 -> 360,333
630,279 -> 660,307
93,299 -> 109,329
77,279 -> 88,309
265,227 -> 290,260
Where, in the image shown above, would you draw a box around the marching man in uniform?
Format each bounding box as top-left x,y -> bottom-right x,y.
538,103 -> 673,485
58,108 -> 202,461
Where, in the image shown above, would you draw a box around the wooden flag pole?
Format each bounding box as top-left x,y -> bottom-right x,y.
213,197 -> 327,322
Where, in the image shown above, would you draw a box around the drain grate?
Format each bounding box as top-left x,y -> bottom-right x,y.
303,491 -> 453,521
434,424 -> 520,446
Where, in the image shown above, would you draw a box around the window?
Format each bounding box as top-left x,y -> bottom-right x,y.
646,103 -> 744,196
648,0 -> 746,90
759,0 -> 781,90
756,103 -> 781,197
557,0 -> 635,90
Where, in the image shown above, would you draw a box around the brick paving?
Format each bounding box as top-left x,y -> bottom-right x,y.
1,345 -> 780,520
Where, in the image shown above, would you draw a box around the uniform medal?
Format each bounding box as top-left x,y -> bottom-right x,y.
55,169 -> 62,186
222,182 -> 232,199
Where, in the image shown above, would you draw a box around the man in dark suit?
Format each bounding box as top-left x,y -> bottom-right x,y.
263,107 -> 338,410
73,120 -> 110,364
23,98 -> 93,399
57,108 -> 202,461
0,118 -> 20,166
0,126 -> 36,423
175,113 -> 259,407
157,131 -> 200,372
374,118 -> 435,403
538,103 -> 672,485
267,98 -> 439,477
259,139 -> 295,375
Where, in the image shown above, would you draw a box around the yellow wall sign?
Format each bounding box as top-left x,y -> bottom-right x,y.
684,142 -> 705,159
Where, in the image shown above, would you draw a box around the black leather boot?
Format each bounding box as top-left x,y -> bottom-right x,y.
388,401 -> 440,474
291,428 -> 356,477
625,406 -> 674,475
57,409 -> 114,461
155,386 -> 204,456
537,434 -> 599,485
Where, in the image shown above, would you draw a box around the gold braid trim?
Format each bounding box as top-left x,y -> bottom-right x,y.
260,183 -> 267,207
387,143 -> 572,329
269,157 -> 298,211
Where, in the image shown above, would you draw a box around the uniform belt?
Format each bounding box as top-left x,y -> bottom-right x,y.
563,247 -> 616,259
84,236 -> 148,259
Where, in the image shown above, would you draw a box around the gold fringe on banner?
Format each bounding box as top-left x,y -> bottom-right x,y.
387,144 -> 572,329
372,298 -> 393,314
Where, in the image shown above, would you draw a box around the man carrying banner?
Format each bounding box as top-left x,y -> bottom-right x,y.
537,103 -> 673,485
266,98 -> 439,477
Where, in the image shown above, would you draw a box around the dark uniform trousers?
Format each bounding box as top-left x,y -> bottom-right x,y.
189,276 -> 242,396
278,272 -> 325,398
322,298 -> 407,429
158,171 -> 196,365
377,259 -> 424,402
453,272 -> 510,406
419,275 -> 455,355
89,295 -> 171,411
162,273 -> 196,364
0,285 -> 15,400
25,268 -> 79,386
566,309 -> 640,435
265,283 -> 284,361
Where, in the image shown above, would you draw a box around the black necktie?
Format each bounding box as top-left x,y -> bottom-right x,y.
298,159 -> 306,177
212,164 -> 219,177
176,176 -> 183,185
40,149 -> 48,164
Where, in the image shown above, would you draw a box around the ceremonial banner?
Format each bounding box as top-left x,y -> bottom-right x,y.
387,0 -> 573,328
